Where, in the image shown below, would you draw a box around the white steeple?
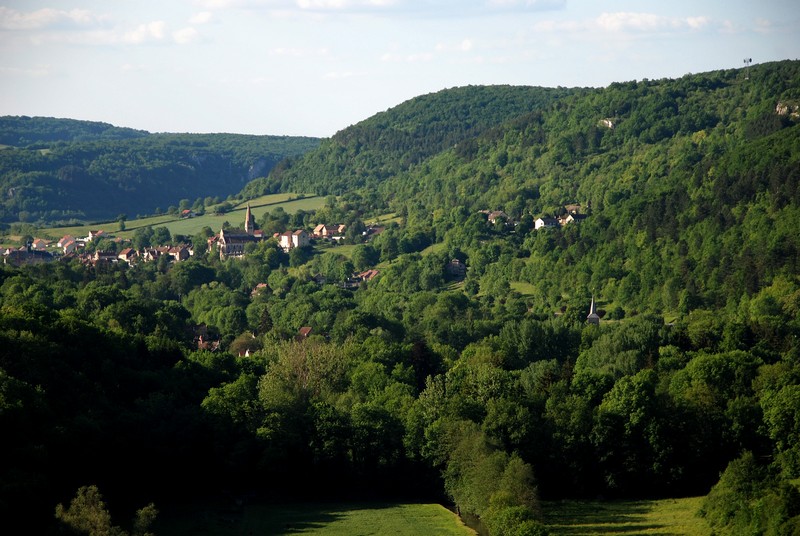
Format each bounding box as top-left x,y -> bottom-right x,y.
587,295 -> 600,325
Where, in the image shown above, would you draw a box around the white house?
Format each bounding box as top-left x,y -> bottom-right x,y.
535,217 -> 559,230
277,229 -> 311,252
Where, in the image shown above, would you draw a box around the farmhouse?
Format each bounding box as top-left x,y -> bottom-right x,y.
276,229 -> 310,252
313,224 -> 342,238
32,238 -> 50,251
118,248 -> 137,264
446,258 -> 467,278
58,235 -> 76,248
168,245 -> 191,262
480,209 -> 511,225
86,230 -> 105,242
535,217 -> 559,230
564,213 -> 588,225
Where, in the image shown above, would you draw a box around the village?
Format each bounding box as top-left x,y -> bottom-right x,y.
1,202 -> 588,277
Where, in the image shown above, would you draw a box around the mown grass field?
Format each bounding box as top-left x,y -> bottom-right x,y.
39,193 -> 322,240
154,496 -> 710,536
543,496 -> 711,536
155,501 -> 475,536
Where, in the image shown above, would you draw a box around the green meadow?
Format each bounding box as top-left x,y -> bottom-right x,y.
155,502 -> 475,536
153,496 -> 711,535
543,496 -> 711,536
40,193 -> 323,240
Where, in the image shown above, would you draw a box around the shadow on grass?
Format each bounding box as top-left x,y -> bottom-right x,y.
544,500 -> 679,536
252,502 -> 394,535
156,500 -> 398,536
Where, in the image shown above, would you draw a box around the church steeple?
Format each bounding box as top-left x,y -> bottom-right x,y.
587,295 -> 600,325
244,203 -> 255,234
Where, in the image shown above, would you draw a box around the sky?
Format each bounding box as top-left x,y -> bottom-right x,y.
1,1 -> 798,138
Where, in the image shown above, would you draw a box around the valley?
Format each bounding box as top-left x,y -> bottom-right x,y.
2,60 -> 799,536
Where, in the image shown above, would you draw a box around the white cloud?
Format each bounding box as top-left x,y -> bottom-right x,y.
269,46 -> 331,57
687,16 -> 709,30
0,65 -> 50,77
123,21 -> 168,44
293,0 -> 400,11
173,27 -> 200,44
755,18 -> 773,34
534,12 -> 713,36
596,12 -> 675,32
193,0 -> 560,16
0,6 -> 103,31
120,63 -> 146,72
322,70 -> 363,80
435,39 -> 475,53
194,0 -> 246,9
719,19 -> 738,34
296,0 -> 348,9
27,24 -> 168,47
189,11 -> 214,24
380,51 -> 433,63
487,0 -> 565,9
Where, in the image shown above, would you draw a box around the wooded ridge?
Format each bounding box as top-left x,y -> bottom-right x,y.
0,118 -> 321,225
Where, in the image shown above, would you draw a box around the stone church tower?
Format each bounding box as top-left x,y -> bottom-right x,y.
244,204 -> 255,235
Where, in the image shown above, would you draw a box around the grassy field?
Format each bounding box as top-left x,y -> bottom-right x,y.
368,212 -> 403,225
419,241 -> 447,256
155,501 -> 475,536
543,496 -> 711,536
39,193 -> 323,240
317,243 -> 358,259
510,281 -> 540,296
153,496 -> 710,535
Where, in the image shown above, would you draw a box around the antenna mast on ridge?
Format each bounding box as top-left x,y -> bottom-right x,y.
743,58 -> 752,80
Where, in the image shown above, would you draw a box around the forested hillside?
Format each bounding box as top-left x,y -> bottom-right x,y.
2,62 -> 800,535
266,60 -> 800,317
0,116 -> 148,146
0,118 -> 320,225
242,85 -> 580,202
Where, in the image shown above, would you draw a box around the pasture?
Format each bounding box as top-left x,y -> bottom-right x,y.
543,496 -> 711,536
155,501 -> 475,536
154,496 -> 711,535
40,193 -> 322,240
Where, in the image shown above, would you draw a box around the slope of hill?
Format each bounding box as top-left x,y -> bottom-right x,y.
242,85 -> 581,200
0,118 -> 321,225
251,60 -> 800,316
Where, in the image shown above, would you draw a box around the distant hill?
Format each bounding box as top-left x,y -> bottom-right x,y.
0,117 -> 320,224
0,116 -> 149,145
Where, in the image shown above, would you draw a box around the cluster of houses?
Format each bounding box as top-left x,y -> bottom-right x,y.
479,204 -> 590,232
534,204 -> 589,230
2,229 -> 110,266
212,204 -> 348,259
327,268 -> 380,289
213,204 -> 367,259
4,203 -> 380,266
1,227 -> 196,267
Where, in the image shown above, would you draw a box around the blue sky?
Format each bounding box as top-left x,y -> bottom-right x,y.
1,1 -> 797,137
